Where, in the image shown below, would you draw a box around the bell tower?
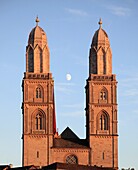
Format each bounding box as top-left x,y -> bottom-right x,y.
22,17 -> 56,167
85,19 -> 118,168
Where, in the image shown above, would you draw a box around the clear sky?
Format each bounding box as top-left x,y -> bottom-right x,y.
0,0 -> 138,169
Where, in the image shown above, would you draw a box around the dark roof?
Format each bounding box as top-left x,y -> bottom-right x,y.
42,162 -> 116,170
60,127 -> 79,139
53,126 -> 89,149
0,164 -> 116,170
53,138 -> 89,149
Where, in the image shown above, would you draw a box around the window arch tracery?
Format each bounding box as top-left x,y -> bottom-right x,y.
36,87 -> 42,98
31,109 -> 46,133
100,114 -> 108,130
35,85 -> 44,100
100,91 -> 106,100
97,111 -> 109,133
99,87 -> 108,103
35,113 -> 43,130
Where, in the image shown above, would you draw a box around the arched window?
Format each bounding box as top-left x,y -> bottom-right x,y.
36,113 -> 43,130
99,88 -> 108,103
100,91 -> 107,100
100,114 -> 108,130
35,47 -> 43,73
99,49 -> 106,74
40,52 -> 43,73
66,155 -> 78,164
32,109 -> 46,134
28,47 -> 34,72
36,87 -> 42,98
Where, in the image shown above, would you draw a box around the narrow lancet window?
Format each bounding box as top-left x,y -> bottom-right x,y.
36,87 -> 42,98
28,48 -> 34,72
102,152 -> 105,160
36,113 -> 43,130
100,91 -> 107,100
99,113 -> 108,130
37,151 -> 39,158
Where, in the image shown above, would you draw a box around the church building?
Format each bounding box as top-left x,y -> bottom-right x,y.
22,17 -> 118,169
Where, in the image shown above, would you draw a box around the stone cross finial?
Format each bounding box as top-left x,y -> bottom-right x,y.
35,16 -> 40,26
98,18 -> 102,28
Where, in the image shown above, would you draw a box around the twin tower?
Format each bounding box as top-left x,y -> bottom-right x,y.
22,18 -> 118,169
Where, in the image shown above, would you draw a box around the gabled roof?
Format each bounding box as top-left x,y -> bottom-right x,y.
60,127 -> 79,139
53,127 -> 89,149
53,138 -> 89,149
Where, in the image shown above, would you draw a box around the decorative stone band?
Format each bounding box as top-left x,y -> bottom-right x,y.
24,72 -> 52,79
89,74 -> 116,81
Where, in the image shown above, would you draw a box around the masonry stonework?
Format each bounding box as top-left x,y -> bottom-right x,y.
22,18 -> 118,169
85,19 -> 118,168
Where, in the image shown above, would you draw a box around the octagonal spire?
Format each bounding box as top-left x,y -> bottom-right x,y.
26,18 -> 50,73
89,19 -> 112,75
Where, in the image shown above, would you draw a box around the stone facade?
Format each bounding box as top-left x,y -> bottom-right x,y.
22,18 -> 118,169
85,19 -> 118,168
22,18 -> 56,166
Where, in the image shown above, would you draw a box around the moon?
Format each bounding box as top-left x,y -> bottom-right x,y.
66,74 -> 71,81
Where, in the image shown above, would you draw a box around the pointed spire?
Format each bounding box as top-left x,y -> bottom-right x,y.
35,16 -> 40,26
98,18 -> 102,29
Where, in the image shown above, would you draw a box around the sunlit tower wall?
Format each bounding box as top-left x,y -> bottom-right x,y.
22,18 -> 56,167
85,19 -> 118,169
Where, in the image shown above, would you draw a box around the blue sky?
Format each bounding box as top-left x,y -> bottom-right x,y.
0,0 -> 138,169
